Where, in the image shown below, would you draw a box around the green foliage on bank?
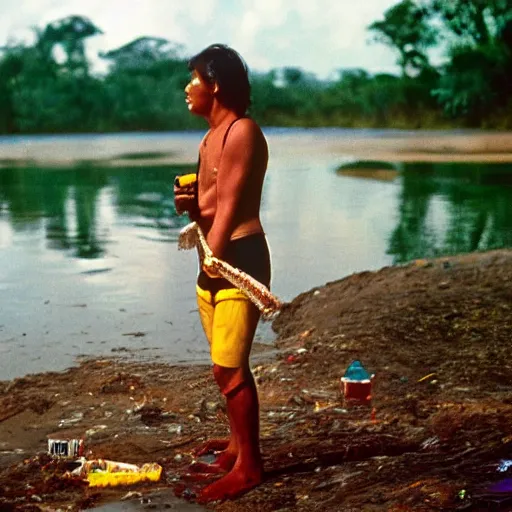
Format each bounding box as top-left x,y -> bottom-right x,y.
1,2 -> 511,135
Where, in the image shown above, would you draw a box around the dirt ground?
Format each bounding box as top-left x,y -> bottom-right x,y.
1,249 -> 511,512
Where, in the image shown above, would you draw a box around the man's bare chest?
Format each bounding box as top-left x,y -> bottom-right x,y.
199,131 -> 229,182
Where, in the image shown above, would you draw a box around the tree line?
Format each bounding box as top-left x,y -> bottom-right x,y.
0,0 -> 511,135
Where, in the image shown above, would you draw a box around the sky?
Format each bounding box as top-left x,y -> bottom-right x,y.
0,0 -> 402,79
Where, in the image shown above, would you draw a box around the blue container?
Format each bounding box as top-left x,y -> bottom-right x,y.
341,360 -> 374,405
343,360 -> 372,382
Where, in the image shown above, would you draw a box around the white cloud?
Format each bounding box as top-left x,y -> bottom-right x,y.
0,0 -> 400,77
248,0 -> 289,27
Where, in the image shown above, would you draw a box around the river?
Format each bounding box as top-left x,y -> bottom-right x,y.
1,129 -> 511,380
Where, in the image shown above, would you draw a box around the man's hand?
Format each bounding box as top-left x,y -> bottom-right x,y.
202,256 -> 220,279
173,183 -> 197,216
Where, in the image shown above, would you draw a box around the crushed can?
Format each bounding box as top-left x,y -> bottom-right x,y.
48,438 -> 84,459
341,360 -> 374,406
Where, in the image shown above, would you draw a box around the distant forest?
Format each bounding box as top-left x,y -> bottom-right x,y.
0,0 -> 511,134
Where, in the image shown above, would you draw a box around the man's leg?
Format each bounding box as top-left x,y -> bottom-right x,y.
194,287 -> 232,463
197,365 -> 263,502
198,295 -> 263,502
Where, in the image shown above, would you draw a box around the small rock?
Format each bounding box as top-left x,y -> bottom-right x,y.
85,425 -> 108,437
168,424 -> 183,435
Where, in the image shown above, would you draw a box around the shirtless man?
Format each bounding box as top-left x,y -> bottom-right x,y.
174,44 -> 271,502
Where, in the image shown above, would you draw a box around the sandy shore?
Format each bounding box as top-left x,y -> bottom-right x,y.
329,131 -> 512,162
2,130 -> 512,168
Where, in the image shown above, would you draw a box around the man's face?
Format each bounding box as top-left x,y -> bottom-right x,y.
184,71 -> 214,117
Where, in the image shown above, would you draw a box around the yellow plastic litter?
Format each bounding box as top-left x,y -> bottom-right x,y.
78,459 -> 162,488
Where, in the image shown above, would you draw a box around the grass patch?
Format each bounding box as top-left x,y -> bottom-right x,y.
114,151 -> 176,160
337,160 -> 397,171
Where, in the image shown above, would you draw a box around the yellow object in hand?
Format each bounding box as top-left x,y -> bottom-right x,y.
175,173 -> 197,187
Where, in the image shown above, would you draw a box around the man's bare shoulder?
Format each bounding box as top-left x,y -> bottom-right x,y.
226,117 -> 266,147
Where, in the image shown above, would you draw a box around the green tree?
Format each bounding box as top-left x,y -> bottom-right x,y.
429,0 -> 512,122
0,45 -> 26,132
430,0 -> 512,46
369,0 -> 437,76
101,36 -> 184,73
250,70 -> 314,125
3,16 -> 106,133
36,15 -> 102,76
100,37 -> 194,131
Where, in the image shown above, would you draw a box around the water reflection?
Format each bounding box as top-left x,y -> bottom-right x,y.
1,156 -> 512,380
388,162 -> 512,263
1,162 -> 511,265
0,164 -> 194,258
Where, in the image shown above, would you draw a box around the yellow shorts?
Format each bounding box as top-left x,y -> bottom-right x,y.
196,285 -> 260,368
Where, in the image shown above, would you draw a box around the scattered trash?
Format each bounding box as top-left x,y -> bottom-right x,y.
58,412 -> 84,427
498,460 -> 512,472
48,438 -> 84,459
85,425 -> 108,438
132,396 -> 148,413
301,389 -> 337,401
341,360 -> 374,406
300,328 -> 314,338
72,459 -> 162,487
417,372 -> 436,383
421,436 -> 440,450
121,491 -> 143,500
285,347 -> 308,364
203,401 -> 221,413
314,402 -> 337,413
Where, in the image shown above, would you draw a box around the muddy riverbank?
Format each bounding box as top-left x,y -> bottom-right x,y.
1,248 -> 511,511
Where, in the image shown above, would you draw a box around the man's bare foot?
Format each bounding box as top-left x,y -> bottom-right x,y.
197,466 -> 263,503
193,438 -> 230,457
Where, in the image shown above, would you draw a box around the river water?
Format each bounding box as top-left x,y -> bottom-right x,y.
1,129 -> 511,380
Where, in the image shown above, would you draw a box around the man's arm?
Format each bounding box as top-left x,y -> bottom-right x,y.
206,119 -> 260,258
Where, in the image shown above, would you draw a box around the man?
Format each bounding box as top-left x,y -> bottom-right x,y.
174,44 -> 271,502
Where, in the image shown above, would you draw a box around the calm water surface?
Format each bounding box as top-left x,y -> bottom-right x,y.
1,130 -> 511,380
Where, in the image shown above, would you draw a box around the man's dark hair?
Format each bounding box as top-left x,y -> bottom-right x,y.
188,44 -> 251,116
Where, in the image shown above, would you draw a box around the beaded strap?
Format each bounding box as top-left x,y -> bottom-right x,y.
178,222 -> 282,320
